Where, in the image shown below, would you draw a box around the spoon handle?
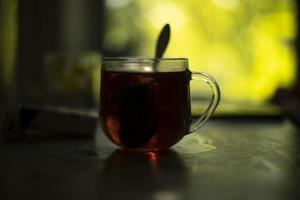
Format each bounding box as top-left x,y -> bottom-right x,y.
155,24 -> 170,59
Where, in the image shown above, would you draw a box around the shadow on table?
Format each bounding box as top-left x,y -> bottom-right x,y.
98,149 -> 188,200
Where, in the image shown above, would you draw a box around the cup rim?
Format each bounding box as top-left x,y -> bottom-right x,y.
102,57 -> 188,62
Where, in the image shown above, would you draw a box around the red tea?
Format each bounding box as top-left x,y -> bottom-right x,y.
99,70 -> 191,151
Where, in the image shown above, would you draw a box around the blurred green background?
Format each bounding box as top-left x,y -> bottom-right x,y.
103,0 -> 296,105
0,0 -> 297,114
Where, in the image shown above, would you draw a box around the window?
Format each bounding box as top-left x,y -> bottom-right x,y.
102,0 -> 297,114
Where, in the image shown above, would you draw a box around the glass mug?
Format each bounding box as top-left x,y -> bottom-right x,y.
99,58 -> 220,152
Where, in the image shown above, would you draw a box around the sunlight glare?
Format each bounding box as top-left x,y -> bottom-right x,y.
212,0 -> 240,10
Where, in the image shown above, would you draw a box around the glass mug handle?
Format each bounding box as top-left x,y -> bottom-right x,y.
188,70 -> 221,133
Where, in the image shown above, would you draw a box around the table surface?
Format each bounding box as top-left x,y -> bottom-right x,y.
0,119 -> 300,200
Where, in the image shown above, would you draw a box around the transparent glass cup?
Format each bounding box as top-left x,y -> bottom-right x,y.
99,58 -> 220,152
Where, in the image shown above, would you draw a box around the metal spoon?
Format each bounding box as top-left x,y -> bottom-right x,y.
118,24 -> 171,148
155,24 -> 170,63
